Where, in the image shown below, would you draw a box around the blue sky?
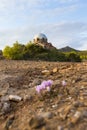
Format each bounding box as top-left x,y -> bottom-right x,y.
0,0 -> 87,50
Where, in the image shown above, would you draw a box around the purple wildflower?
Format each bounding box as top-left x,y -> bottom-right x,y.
47,80 -> 53,86
41,80 -> 53,87
40,83 -> 46,89
62,80 -> 67,86
41,80 -> 48,87
36,80 -> 53,94
36,85 -> 41,93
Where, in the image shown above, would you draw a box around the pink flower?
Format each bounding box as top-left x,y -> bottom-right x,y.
40,83 -> 46,89
62,80 -> 67,86
41,80 -> 48,87
36,85 -> 41,93
41,80 -> 53,87
36,80 -> 53,94
47,80 -> 53,86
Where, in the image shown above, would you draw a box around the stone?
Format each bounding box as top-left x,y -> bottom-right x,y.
42,126 -> 52,130
73,101 -> 84,107
1,95 -> 9,102
29,116 -> 46,129
29,79 -> 41,87
42,66 -> 47,69
58,105 -> 72,120
0,93 -> 3,97
38,112 -> 54,119
5,115 -> 15,130
39,108 -> 45,112
9,95 -> 22,102
23,95 -> 33,102
2,102 -> 11,114
53,67 -> 58,73
82,110 -> 87,117
42,70 -> 51,75
75,78 -> 82,82
57,125 -> 64,130
79,96 -> 84,100
52,104 -> 58,109
53,80 -> 60,86
69,87 -> 79,95
82,92 -> 87,96
70,111 -> 82,124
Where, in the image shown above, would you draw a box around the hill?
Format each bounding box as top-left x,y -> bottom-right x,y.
58,46 -> 80,52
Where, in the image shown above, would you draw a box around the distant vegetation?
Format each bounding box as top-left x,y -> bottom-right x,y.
3,41 -> 82,62
78,51 -> 87,60
59,46 -> 87,61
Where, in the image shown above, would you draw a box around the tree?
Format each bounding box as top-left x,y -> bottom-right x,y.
3,41 -> 25,60
66,51 -> 81,62
3,46 -> 12,59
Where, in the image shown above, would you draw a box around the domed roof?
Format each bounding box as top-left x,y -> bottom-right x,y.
34,33 -> 47,40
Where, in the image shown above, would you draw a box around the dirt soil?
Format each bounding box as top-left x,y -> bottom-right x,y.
0,60 -> 87,130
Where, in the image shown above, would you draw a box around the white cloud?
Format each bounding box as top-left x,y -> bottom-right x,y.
0,0 -> 79,31
0,0 -> 86,50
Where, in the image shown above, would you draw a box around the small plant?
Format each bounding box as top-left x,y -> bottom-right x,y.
65,51 -> 81,62
36,80 -> 53,94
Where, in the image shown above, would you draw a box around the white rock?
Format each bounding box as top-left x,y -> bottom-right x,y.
42,70 -> 50,75
9,95 -> 22,102
57,126 -> 64,130
52,104 -> 58,109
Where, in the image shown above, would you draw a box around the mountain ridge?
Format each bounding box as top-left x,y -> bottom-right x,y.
58,46 -> 80,52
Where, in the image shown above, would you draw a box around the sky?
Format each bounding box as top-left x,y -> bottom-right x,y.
0,0 -> 87,50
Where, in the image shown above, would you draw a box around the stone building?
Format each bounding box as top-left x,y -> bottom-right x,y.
33,33 -> 56,50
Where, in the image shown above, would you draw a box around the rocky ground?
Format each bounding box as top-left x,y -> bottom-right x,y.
0,60 -> 87,130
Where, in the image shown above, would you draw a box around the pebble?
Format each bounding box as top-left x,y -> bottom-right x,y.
29,116 -> 46,129
59,105 -> 72,120
29,79 -> 41,87
9,95 -> 22,102
53,67 -> 58,73
5,115 -> 15,130
42,126 -> 51,130
73,101 -> 84,107
42,70 -> 51,75
57,125 -> 64,130
23,95 -> 33,102
2,102 -> 11,114
52,104 -> 58,109
41,126 -> 53,130
53,80 -> 60,86
70,111 -> 82,124
82,110 -> 87,117
38,112 -> 54,119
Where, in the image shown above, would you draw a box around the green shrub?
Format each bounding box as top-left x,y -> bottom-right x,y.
65,52 -> 81,62
3,42 -> 82,62
3,41 -> 25,60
